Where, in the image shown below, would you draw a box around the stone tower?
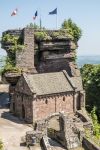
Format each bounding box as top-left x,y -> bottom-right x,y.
16,28 -> 35,73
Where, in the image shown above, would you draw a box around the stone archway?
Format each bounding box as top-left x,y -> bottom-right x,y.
46,113 -> 80,149
44,113 -> 60,140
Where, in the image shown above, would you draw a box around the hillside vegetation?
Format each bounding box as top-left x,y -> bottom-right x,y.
81,64 -> 100,143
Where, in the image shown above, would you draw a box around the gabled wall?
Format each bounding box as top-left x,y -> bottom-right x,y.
10,75 -> 33,123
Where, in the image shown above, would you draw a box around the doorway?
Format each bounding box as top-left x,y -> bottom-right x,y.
22,104 -> 25,119
13,102 -> 15,112
76,93 -> 81,110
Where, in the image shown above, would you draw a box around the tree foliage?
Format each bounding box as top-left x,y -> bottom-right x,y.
61,18 -> 82,42
0,140 -> 3,150
81,64 -> 100,120
27,23 -> 40,29
91,107 -> 100,140
1,34 -> 24,74
26,23 -> 45,29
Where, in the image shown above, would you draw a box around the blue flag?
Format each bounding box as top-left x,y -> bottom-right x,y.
49,8 -> 57,15
33,11 -> 38,19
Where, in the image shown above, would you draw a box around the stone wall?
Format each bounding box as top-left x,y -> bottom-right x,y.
33,93 -> 74,122
9,75 -> 34,123
26,130 -> 44,146
42,136 -> 54,150
44,113 -> 82,149
14,93 -> 33,123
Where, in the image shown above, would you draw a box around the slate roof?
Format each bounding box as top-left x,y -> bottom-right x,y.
23,71 -> 75,96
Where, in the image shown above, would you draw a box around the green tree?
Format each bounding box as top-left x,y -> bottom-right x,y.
91,107 -> 100,138
91,107 -> 98,125
81,64 -> 100,121
61,18 -> 82,42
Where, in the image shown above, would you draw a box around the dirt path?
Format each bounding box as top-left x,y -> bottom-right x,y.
0,109 -> 32,150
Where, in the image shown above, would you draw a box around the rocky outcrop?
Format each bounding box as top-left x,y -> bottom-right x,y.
1,28 -> 79,77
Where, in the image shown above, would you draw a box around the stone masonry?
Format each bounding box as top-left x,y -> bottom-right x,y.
1,28 -> 85,124
16,28 -> 36,73
2,28 -> 94,150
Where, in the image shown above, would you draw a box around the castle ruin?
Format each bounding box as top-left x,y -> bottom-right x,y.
1,28 -> 94,150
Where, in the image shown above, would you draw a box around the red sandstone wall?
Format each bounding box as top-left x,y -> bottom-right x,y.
56,94 -> 74,113
33,93 -> 74,122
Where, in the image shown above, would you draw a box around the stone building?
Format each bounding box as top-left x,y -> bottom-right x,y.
2,28 -> 85,123
10,70 -> 85,123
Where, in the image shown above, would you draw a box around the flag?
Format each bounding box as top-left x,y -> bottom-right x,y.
11,8 -> 18,16
33,11 -> 38,20
49,8 -> 57,15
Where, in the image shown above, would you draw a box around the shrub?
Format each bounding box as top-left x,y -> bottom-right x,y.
61,18 -> 82,42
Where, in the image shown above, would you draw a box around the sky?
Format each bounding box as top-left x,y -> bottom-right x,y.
0,0 -> 100,56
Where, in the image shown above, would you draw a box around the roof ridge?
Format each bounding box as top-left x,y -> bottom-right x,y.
62,70 -> 77,90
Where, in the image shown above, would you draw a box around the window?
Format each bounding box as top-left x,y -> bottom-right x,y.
63,96 -> 65,101
45,99 -> 48,104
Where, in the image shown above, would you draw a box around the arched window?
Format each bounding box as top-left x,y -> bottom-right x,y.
45,99 -> 48,104
63,96 -> 65,101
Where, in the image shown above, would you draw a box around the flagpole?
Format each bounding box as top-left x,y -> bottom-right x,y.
40,17 -> 42,29
40,11 -> 42,29
56,13 -> 57,29
39,8 -> 42,29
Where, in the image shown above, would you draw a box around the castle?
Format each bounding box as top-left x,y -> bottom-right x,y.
1,28 -> 85,123
2,28 -> 98,150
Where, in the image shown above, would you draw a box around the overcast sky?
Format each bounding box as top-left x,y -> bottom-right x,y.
0,0 -> 100,56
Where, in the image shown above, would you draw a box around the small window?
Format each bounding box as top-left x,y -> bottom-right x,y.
45,99 -> 48,104
63,96 -> 65,101
22,96 -> 23,102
